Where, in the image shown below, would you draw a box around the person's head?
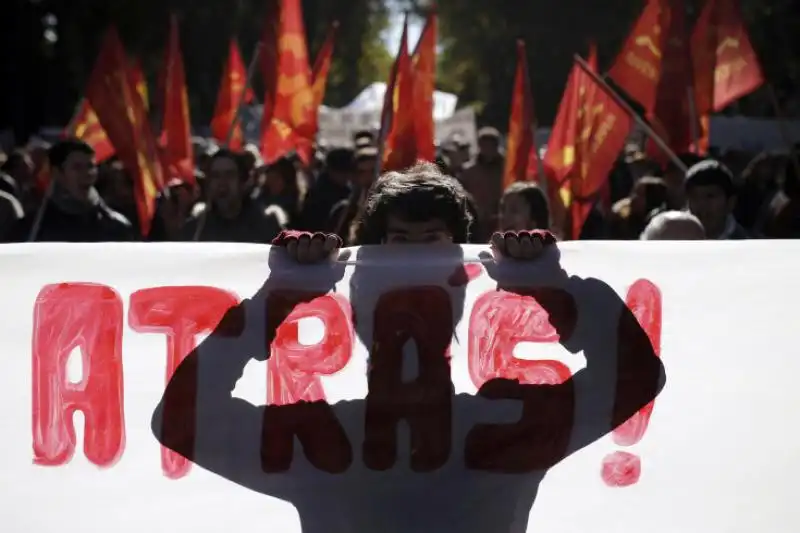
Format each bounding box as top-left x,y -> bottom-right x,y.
205,149 -> 249,215
264,156 -> 298,197
640,210 -> 705,240
26,139 -> 51,173
351,161 -> 473,245
241,144 -> 264,174
166,178 -> 195,214
48,138 -> 97,200
477,127 -> 500,160
97,159 -> 134,209
354,146 -> 378,188
325,148 -> 354,186
2,149 -> 35,186
684,159 -> 737,238
630,176 -> 669,217
499,181 -> 550,231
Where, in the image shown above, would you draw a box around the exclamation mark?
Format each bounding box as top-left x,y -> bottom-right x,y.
601,279 -> 662,487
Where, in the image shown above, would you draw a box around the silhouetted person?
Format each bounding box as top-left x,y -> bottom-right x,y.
153,163 -> 664,532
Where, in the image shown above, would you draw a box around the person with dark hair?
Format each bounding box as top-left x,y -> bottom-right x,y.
11,138 -> 134,242
256,155 -> 303,225
607,176 -> 669,240
298,148 -> 354,231
273,161 -> 555,262
328,145 -> 379,240
459,127 -> 505,241
684,159 -> 749,239
350,162 -> 475,245
499,181 -> 550,232
1,149 -> 34,194
180,148 -> 287,243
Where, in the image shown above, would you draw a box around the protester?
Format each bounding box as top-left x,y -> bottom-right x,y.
684,159 -> 750,240
498,181 -> 550,232
274,161 -> 556,262
298,147 -> 354,231
179,148 -> 286,243
607,176 -> 669,239
640,210 -> 706,240
11,139 -> 135,242
459,127 -> 505,242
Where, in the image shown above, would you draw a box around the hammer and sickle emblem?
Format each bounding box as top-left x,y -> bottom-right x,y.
634,35 -> 661,58
716,37 -> 740,55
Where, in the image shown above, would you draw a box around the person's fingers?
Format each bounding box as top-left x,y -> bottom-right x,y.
529,232 -> 545,257
286,238 -> 299,261
504,232 -> 522,259
322,234 -> 340,258
295,234 -> 313,263
517,232 -> 535,259
308,233 -> 328,262
490,232 -> 507,257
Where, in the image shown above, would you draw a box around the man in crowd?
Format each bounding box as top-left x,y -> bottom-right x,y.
12,138 -> 134,242
179,148 -> 287,243
298,147 -> 354,232
459,127 -> 505,242
685,159 -> 749,240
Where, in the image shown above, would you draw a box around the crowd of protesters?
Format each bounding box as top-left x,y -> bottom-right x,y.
1,125 -> 798,245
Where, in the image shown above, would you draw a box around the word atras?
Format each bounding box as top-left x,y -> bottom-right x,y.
30,278 -> 662,479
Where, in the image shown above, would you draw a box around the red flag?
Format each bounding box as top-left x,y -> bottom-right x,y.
129,58 -> 149,111
504,40 -> 537,189
692,0 -> 764,114
646,0 -> 697,163
311,21 -> 338,110
381,17 -> 417,172
211,40 -> 254,150
546,53 -> 632,239
411,12 -> 437,163
259,0 -> 282,141
85,27 -> 164,237
309,21 -> 338,140
158,15 -> 194,183
260,0 -> 316,165
71,100 -> 115,162
608,0 -> 664,114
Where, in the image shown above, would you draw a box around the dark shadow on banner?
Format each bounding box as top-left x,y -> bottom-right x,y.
152,244 -> 665,533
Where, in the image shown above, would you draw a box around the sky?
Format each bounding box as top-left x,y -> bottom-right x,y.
381,9 -> 424,54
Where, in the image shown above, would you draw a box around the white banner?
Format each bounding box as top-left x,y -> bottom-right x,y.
317,106 -> 478,150
0,242 -> 798,532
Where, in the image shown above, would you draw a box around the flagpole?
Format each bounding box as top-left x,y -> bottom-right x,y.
573,55 -> 688,173
226,42 -> 262,147
27,99 -> 86,242
687,86 -> 700,149
520,41 -> 548,194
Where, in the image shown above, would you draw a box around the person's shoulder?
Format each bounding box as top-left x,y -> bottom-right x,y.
0,189 -> 24,219
262,203 -> 288,228
100,204 -> 133,228
611,197 -> 631,218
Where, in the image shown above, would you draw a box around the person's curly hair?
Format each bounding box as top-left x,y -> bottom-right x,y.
350,161 -> 474,245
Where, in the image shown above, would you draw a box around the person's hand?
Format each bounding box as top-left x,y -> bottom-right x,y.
272,231 -> 342,264
490,230 -> 557,261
